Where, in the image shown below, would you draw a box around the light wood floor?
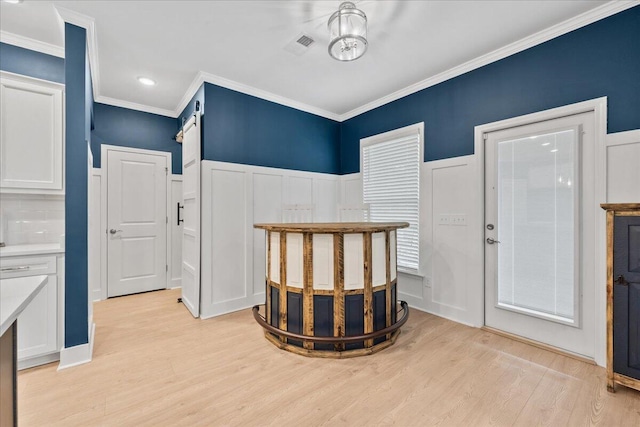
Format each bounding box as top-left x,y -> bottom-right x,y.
19,289 -> 640,426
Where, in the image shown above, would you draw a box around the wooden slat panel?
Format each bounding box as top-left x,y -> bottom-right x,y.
363,232 -> 373,348
606,209 -> 614,391
279,231 -> 287,341
333,233 -> 345,351
266,231 -> 271,325
303,233 -> 314,350
385,230 -> 391,339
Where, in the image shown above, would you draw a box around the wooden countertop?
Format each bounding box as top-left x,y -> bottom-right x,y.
600,203 -> 640,211
254,222 -> 410,233
0,275 -> 48,336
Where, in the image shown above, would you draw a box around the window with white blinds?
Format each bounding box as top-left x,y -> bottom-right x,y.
362,131 -> 421,272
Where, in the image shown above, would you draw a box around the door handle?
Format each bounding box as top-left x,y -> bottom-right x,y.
177,203 -> 184,225
486,237 -> 500,244
109,229 -> 123,235
0,266 -> 30,272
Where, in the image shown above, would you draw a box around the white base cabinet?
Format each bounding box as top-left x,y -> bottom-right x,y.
0,254 -> 64,369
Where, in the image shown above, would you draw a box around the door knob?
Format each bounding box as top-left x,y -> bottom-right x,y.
486,237 -> 500,244
109,229 -> 123,234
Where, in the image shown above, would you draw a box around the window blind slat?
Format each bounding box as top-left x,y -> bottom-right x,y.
363,132 -> 421,272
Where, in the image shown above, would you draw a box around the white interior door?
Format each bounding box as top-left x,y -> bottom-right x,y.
181,114 -> 201,317
107,149 -> 167,297
484,111 -> 596,359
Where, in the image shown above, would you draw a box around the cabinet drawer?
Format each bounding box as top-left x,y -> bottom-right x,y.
0,256 -> 57,279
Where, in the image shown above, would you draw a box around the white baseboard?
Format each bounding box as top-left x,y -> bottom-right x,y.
57,322 -> 95,370
402,301 -> 477,329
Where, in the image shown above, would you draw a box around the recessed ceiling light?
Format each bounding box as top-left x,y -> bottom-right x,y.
541,142 -> 550,146
2,0 -> 24,4
550,149 -> 558,153
137,77 -> 156,86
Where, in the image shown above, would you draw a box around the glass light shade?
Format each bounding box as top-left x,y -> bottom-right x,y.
328,2 -> 368,61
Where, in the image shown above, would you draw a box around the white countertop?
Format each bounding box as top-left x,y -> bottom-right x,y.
0,243 -> 64,258
0,275 -> 48,336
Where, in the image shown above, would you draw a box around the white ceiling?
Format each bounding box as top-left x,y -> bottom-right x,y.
0,1 -> 627,120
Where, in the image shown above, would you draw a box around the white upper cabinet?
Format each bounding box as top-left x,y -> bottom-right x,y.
0,72 -> 64,194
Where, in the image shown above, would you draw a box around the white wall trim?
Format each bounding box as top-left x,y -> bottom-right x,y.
95,95 -> 176,119
473,97 -> 608,366
90,168 -> 105,301
339,1 -> 636,121
57,322 -> 95,370
606,129 -> 640,147
0,30 -> 64,58
54,6 -> 100,100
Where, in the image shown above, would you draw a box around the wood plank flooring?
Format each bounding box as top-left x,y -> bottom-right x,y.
18,289 -> 640,426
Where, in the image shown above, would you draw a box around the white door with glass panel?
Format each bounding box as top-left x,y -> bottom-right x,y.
107,149 -> 167,297
484,112 -> 596,358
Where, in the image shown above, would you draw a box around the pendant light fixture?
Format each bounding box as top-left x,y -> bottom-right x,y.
328,1 -> 368,61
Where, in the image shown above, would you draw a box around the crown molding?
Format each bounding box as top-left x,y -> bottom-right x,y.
95,95 -> 176,118
174,71 -> 341,121
173,71 -> 207,118
338,0 -> 639,121
7,1 -> 632,123
0,30 -> 64,58
55,6 -> 101,102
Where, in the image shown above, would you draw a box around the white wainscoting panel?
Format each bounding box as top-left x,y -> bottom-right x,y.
606,130 -> 640,203
339,173 -> 362,205
90,169 -> 103,301
344,233 -> 364,290
253,172 -> 283,293
372,232 -> 386,286
200,161 -> 338,318
313,234 -> 334,290
206,168 -> 248,314
286,176 -> 313,205
170,176 -> 183,288
423,156 -> 479,326
314,178 -> 338,222
286,233 -> 304,288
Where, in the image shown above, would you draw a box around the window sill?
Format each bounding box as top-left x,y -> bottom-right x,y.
397,269 -> 424,279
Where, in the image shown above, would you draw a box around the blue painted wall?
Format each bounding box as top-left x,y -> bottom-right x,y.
339,6 -> 640,174
91,103 -> 182,174
64,23 -> 89,348
0,42 -> 64,83
203,83 -> 340,174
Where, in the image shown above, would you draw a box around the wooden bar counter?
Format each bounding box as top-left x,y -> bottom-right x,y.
253,222 -> 410,358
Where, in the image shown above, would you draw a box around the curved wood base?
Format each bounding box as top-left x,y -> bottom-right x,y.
263,329 -> 401,358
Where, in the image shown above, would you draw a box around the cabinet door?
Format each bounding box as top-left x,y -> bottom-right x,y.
613,215 -> 640,380
0,73 -> 64,192
16,275 -> 58,360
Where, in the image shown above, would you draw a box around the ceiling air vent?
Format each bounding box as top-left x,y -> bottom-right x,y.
284,33 -> 316,56
296,35 -> 315,47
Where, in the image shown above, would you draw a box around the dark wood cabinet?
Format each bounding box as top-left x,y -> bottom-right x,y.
602,203 -> 640,393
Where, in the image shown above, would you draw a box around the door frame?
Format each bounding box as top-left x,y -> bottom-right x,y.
471,97 -> 608,366
100,144 -> 173,297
